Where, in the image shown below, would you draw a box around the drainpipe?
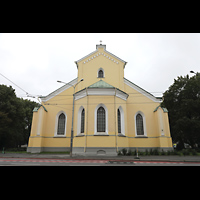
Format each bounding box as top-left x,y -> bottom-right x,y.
114,88 -> 118,153
84,88 -> 88,153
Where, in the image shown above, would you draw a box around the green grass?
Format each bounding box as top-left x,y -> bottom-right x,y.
2,151 -> 70,154
5,151 -> 27,154
38,151 -> 70,154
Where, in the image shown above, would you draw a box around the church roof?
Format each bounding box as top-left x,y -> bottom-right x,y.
154,105 -> 168,113
88,80 -> 115,89
124,77 -> 163,103
33,104 -> 48,112
74,80 -> 129,101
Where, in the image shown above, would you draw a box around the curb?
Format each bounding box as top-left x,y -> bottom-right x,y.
1,154 -> 200,163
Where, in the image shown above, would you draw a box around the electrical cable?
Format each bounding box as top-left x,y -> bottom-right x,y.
0,73 -> 29,95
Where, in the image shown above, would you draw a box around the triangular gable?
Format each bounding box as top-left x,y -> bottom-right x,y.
75,44 -> 127,68
74,80 -> 128,101
39,78 -> 78,102
88,80 -> 115,89
124,77 -> 162,103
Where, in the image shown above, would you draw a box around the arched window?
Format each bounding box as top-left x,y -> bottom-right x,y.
57,113 -> 66,135
94,104 -> 108,135
118,109 -> 121,133
97,106 -> 106,132
81,108 -> 85,133
136,113 -> 144,135
98,68 -> 104,78
117,106 -> 125,135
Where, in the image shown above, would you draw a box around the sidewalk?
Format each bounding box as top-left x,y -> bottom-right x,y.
1,153 -> 200,162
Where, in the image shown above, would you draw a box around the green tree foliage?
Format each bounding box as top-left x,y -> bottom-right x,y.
161,73 -> 200,149
0,85 -> 39,149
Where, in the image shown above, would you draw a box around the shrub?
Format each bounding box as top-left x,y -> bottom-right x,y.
118,150 -> 122,156
145,149 -> 149,156
190,149 -> 197,155
127,149 -> 132,156
182,149 -> 190,156
153,148 -> 159,155
161,149 -> 165,155
122,148 -> 127,156
167,150 -> 171,155
132,149 -> 137,156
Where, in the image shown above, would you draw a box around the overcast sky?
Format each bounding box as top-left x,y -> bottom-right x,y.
0,33 -> 200,102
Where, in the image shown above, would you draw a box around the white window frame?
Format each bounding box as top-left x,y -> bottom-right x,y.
118,106 -> 125,136
94,103 -> 108,135
134,111 -> 147,137
54,111 -> 67,137
77,106 -> 85,136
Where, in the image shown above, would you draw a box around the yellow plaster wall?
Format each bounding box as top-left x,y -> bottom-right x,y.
77,46 -> 125,92
28,45 -> 173,152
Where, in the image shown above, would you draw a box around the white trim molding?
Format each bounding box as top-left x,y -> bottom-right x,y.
40,78 -> 78,102
124,78 -> 162,103
75,45 -> 127,67
134,111 -> 147,137
74,88 -> 128,101
54,111 -> 67,137
158,107 -> 165,136
37,107 -> 44,136
94,104 -> 108,135
77,106 -> 85,136
118,106 -> 125,136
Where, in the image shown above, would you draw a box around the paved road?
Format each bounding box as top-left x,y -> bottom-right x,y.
1,158 -> 200,166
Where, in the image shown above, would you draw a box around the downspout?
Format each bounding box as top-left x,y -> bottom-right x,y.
114,88 -> 118,153
84,88 -> 88,153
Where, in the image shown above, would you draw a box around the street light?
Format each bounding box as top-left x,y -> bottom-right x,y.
190,70 -> 196,74
57,78 -> 84,157
190,70 -> 199,75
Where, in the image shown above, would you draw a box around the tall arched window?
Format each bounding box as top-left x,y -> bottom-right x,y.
118,106 -> 125,135
97,106 -> 106,132
136,113 -> 144,135
81,108 -> 85,133
57,113 -> 66,135
94,104 -> 108,135
118,109 -> 121,133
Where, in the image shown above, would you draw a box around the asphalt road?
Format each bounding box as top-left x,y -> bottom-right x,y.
1,157 -> 200,166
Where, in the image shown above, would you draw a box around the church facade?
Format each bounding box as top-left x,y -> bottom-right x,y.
27,43 -> 173,155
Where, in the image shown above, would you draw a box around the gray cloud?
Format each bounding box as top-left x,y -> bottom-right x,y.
0,33 -> 199,101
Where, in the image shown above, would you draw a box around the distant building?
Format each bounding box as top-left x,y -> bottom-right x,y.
27,43 -> 173,155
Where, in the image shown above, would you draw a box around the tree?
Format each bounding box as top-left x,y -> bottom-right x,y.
0,85 -> 39,149
161,73 -> 200,149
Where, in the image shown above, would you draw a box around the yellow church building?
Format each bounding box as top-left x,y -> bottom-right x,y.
27,43 -> 173,155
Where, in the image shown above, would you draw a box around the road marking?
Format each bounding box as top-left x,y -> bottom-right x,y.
0,158 -> 108,164
11,162 -> 41,166
0,158 -> 199,165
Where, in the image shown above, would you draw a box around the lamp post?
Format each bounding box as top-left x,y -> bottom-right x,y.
57,78 -> 84,157
190,71 -> 198,76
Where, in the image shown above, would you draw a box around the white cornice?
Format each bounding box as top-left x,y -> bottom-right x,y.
74,88 -> 128,101
40,78 -> 78,102
75,46 -> 127,67
124,78 -> 162,103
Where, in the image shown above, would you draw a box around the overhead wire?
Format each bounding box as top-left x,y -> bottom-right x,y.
1,73 -> 163,105
0,73 -> 29,95
0,72 -> 41,103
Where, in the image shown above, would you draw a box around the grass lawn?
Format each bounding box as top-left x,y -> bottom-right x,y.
3,151 -> 70,154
